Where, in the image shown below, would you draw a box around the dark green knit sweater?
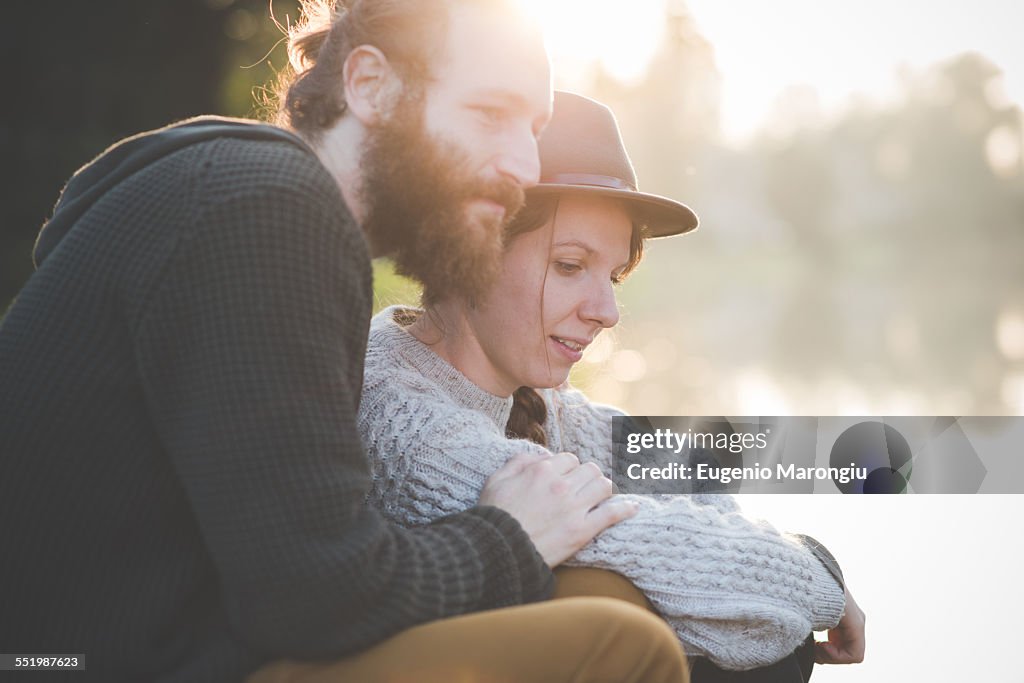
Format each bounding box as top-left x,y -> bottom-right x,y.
0,118 -> 553,683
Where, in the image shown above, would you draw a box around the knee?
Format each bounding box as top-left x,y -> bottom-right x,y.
595,598 -> 684,656
568,598 -> 689,683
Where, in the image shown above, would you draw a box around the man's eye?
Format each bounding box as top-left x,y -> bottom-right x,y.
477,106 -> 504,122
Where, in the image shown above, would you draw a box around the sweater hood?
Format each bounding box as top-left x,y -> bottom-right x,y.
33,116 -> 313,267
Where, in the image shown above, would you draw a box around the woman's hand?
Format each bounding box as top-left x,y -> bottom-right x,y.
816,585 -> 866,664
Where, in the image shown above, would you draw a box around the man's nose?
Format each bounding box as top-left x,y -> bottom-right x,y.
494,124 -> 541,188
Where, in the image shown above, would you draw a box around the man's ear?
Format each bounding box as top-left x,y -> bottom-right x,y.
343,45 -> 401,125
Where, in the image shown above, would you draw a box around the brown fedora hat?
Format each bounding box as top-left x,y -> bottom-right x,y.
530,91 -> 698,238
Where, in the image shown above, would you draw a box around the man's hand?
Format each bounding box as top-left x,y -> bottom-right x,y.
816,586 -> 866,664
479,450 -> 638,567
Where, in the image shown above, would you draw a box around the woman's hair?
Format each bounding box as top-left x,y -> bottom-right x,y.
271,0 -> 447,140
504,194 -> 648,446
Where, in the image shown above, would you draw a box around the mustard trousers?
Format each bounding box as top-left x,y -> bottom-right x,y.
246,567 -> 688,683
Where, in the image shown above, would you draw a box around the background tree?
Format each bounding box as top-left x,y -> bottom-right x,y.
1,0 -> 299,315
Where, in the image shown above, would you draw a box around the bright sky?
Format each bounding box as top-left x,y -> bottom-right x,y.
521,0 -> 1024,143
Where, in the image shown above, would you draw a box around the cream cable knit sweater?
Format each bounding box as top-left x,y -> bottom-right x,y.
359,307 -> 846,670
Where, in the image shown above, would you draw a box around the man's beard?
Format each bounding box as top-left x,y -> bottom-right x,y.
359,93 -> 525,303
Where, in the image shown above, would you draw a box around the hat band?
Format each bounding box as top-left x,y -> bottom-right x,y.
541,173 -> 636,192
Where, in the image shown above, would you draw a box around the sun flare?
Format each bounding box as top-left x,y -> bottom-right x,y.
519,0 -> 1024,143
517,0 -> 665,85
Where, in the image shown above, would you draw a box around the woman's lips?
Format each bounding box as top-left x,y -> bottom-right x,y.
550,335 -> 586,363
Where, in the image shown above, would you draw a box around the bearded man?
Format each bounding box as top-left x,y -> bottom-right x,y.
0,1 -> 689,682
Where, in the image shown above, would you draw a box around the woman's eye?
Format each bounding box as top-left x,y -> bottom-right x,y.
555,261 -> 582,275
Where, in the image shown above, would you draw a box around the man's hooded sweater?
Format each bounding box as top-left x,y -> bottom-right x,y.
0,118 -> 552,683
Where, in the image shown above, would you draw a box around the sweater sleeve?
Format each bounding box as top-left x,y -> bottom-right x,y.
131,147 -> 551,660
549,386 -> 846,670
360,387 -> 554,528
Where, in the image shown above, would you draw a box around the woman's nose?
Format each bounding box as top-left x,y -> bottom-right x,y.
580,281 -> 620,329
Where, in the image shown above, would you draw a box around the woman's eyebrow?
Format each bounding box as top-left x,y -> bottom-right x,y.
552,239 -> 594,254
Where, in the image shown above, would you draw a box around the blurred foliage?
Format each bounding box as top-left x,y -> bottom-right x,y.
572,12 -> 1024,415
371,261 -> 422,314
3,2 -> 1022,413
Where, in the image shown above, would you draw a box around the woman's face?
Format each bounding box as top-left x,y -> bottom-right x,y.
466,194 -> 634,395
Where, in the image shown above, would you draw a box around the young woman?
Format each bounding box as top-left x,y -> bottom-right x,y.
359,92 -> 864,678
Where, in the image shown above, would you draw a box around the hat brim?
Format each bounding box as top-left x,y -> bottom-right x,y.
526,183 -> 698,238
